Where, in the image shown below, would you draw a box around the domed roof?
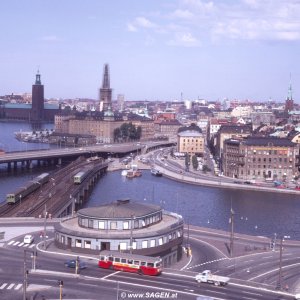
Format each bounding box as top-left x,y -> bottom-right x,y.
78,199 -> 161,219
104,106 -> 114,117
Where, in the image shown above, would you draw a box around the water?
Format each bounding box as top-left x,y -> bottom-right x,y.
1,122 -> 300,240
87,171 -> 300,240
0,121 -> 53,152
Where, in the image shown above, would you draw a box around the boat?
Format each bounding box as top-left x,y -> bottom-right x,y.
151,169 -> 162,177
126,169 -> 142,178
121,170 -> 128,176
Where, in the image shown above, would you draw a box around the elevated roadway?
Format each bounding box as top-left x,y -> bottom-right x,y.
0,141 -> 174,170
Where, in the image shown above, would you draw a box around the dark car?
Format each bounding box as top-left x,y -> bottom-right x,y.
64,259 -> 86,269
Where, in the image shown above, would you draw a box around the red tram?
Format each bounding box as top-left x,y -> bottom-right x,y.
98,251 -> 162,276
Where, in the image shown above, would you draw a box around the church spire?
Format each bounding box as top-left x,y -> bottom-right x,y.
287,73 -> 292,100
102,64 -> 110,89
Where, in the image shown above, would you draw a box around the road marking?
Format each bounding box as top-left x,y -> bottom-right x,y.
242,291 -> 262,296
180,254 -> 193,270
186,257 -> 228,270
7,283 -> 15,289
0,283 -> 8,289
14,284 -> 22,290
18,242 -> 25,247
102,271 -> 120,280
23,244 -> 29,247
7,241 -> 14,245
29,244 -> 35,248
12,241 -> 20,246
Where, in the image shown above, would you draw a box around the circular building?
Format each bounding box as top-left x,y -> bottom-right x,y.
54,199 -> 184,266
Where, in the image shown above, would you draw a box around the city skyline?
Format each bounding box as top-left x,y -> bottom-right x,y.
0,0 -> 299,102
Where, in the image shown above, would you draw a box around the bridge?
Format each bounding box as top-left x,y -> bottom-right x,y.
0,157 -> 109,218
0,141 -> 175,170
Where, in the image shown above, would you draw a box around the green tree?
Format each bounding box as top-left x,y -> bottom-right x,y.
185,153 -> 190,171
192,155 -> 199,170
202,165 -> 211,173
115,123 -> 141,142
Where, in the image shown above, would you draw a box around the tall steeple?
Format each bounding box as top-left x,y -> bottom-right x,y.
102,64 -> 110,89
31,70 -> 44,122
285,73 -> 294,113
287,73 -> 293,101
99,64 -> 112,112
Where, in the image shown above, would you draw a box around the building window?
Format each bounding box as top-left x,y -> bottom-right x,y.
84,241 -> 91,249
158,238 -> 163,245
142,240 -> 148,248
88,219 -> 94,228
75,239 -> 82,247
132,242 -> 137,249
119,242 -> 127,250
134,220 -> 139,229
150,240 -> 156,247
123,221 -> 129,230
110,222 -> 117,230
98,221 -> 105,229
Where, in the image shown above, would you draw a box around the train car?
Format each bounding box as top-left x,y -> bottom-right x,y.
6,173 -> 49,204
74,169 -> 90,184
35,173 -> 50,185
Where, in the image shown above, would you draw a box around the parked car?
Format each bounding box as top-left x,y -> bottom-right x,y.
23,234 -> 34,244
64,259 -> 86,269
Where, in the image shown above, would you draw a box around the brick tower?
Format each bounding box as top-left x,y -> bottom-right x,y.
31,70 -> 44,122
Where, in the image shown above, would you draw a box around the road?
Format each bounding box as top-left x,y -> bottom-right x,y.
1,222 -> 299,299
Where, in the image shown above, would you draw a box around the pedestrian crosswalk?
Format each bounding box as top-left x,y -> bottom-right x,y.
0,283 -> 22,290
7,240 -> 35,248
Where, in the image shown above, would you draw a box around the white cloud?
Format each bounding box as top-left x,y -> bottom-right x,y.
41,35 -> 61,42
127,0 -> 300,45
167,32 -> 201,47
135,17 -> 156,28
127,23 -> 137,32
169,9 -> 194,19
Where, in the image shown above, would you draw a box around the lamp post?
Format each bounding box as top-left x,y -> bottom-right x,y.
130,215 -> 135,254
277,235 -> 290,290
43,204 -> 48,250
229,206 -> 235,257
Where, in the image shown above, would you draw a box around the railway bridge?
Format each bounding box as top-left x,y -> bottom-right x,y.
0,157 -> 108,218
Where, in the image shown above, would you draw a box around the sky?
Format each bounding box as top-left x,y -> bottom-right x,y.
0,0 -> 299,102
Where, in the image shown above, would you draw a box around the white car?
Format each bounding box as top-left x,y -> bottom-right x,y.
23,234 -> 34,244
295,294 -> 300,300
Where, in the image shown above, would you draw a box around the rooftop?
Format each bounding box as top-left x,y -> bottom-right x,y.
78,199 -> 161,219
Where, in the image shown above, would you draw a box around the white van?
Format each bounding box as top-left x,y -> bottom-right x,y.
23,234 -> 34,244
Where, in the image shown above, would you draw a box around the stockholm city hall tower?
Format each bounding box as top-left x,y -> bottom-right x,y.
31,70 -> 44,122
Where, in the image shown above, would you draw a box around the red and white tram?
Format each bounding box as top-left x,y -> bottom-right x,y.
98,251 -> 162,276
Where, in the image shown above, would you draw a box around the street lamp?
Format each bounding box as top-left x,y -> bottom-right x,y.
129,215 -> 136,254
229,206 -> 235,257
277,235 -> 290,290
43,204 -> 48,250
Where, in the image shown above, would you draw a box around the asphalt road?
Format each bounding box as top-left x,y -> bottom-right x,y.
1,223 -> 299,299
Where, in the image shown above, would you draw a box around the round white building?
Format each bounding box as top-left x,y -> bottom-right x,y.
54,199 -> 184,266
